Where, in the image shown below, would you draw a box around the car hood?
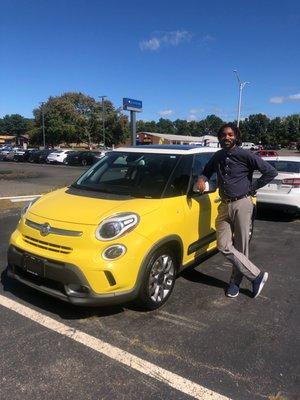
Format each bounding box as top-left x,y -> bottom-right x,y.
28,188 -> 162,225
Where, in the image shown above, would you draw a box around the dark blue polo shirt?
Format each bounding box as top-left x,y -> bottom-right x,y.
202,146 -> 278,199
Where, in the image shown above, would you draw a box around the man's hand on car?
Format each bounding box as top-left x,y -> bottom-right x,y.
194,177 -> 207,193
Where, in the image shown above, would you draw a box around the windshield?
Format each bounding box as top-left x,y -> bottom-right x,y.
73,151 -> 180,198
267,160 -> 300,173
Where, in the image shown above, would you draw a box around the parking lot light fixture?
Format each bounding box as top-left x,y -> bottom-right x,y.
233,70 -> 250,127
40,102 -> 46,148
99,96 -> 107,147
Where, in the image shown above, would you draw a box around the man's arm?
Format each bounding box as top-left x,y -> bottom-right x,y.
248,153 -> 278,192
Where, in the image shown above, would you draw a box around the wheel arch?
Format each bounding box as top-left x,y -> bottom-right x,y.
135,235 -> 183,291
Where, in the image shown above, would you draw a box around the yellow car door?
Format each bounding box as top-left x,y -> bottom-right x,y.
181,153 -> 220,265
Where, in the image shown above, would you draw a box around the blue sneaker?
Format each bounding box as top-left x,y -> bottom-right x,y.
252,272 -> 269,298
226,283 -> 239,298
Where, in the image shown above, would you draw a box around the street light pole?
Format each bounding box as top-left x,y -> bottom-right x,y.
40,102 -> 46,148
99,95 -> 107,147
233,70 -> 249,127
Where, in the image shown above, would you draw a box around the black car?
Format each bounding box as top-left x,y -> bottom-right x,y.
28,149 -> 55,163
14,149 -> 38,162
65,151 -> 103,166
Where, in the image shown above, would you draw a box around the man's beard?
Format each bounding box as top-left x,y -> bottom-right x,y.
220,138 -> 236,149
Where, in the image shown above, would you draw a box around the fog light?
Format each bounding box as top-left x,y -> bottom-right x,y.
102,245 -> 126,260
66,284 -> 90,297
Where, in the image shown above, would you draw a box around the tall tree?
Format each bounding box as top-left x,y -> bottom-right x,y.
32,92 -> 128,147
1,114 -> 34,138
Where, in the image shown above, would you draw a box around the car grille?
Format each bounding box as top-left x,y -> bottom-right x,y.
22,235 -> 73,254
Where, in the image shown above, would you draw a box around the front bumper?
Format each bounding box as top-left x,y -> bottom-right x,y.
7,245 -> 138,306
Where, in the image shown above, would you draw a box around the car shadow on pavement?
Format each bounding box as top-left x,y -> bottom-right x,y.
180,268 -> 253,298
256,207 -> 298,222
1,269 -> 126,319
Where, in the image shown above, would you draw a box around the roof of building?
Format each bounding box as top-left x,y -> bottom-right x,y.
139,132 -> 219,142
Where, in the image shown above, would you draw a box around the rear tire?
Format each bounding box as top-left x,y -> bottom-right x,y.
135,247 -> 177,310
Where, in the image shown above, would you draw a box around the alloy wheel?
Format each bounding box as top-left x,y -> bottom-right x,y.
148,254 -> 175,303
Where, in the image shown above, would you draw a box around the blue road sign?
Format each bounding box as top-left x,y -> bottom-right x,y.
123,98 -> 142,112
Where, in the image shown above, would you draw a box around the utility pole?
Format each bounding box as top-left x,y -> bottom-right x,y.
99,95 -> 107,147
233,70 -> 250,127
40,102 -> 46,148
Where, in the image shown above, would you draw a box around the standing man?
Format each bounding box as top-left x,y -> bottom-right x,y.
196,123 -> 278,298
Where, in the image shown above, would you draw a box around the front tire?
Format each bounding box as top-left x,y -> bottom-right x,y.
136,247 -> 177,310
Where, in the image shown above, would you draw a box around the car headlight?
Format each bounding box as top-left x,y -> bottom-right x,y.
96,213 -> 139,241
21,197 -> 39,218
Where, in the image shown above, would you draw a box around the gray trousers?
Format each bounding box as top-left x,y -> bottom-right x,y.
216,197 -> 261,285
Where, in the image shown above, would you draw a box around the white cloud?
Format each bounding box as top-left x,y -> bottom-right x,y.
201,34 -> 215,44
270,96 -> 284,104
139,38 -> 160,51
158,109 -> 175,117
189,108 -> 205,114
288,93 -> 300,100
140,30 -> 192,51
187,114 -> 198,122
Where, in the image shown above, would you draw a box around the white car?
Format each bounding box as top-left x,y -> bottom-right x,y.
241,142 -> 259,150
46,150 -> 75,164
255,156 -> 300,215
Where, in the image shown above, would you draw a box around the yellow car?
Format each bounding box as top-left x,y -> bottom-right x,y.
8,145 -> 227,310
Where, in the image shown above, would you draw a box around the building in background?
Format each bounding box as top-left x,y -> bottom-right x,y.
133,132 -> 220,147
0,135 -> 29,147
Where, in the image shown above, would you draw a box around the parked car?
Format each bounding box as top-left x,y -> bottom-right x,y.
9,145 -> 256,310
14,148 -> 39,162
46,149 -> 76,164
255,156 -> 300,215
65,150 -> 105,166
0,148 -> 15,161
28,149 -> 55,163
241,142 -> 259,151
255,150 -> 279,157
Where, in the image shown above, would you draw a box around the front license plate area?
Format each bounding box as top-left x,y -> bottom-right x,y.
23,255 -> 45,277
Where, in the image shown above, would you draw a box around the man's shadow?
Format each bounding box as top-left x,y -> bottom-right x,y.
181,267 -> 253,298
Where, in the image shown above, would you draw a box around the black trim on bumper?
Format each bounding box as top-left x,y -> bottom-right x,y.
7,245 -> 137,306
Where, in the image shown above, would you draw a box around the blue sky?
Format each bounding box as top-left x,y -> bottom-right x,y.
1,0 -> 300,122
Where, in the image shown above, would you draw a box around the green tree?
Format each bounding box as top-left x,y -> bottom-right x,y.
202,114 -> 223,135
243,114 -> 270,144
32,92 -> 128,147
173,119 -> 189,135
156,118 -> 176,134
1,114 -> 34,139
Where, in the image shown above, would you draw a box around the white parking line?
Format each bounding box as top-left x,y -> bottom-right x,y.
0,295 -> 230,400
0,195 -> 42,202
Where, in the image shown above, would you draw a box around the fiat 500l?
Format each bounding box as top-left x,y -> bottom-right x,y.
7,145 -> 225,310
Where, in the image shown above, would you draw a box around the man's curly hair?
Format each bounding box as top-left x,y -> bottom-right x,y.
217,123 -> 242,146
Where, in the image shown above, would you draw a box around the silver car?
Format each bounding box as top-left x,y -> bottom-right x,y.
255,156 -> 300,215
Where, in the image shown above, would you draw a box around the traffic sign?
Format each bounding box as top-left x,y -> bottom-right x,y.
123,98 -> 142,112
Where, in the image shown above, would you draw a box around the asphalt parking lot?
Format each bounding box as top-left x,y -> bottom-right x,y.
0,162 -> 299,400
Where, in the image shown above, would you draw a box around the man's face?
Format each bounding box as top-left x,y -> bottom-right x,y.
219,127 -> 236,150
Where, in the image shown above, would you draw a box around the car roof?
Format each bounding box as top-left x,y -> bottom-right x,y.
114,145 -> 220,155
262,156 -> 300,162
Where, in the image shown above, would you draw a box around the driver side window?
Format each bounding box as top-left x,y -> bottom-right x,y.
193,153 -> 217,184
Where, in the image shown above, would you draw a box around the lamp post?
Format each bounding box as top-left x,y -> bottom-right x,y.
233,70 -> 249,127
99,95 -> 107,147
40,102 -> 46,148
